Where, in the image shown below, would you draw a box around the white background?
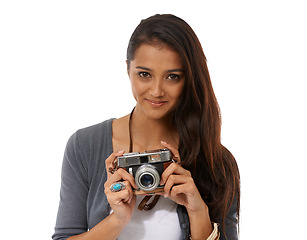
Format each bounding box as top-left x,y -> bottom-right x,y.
1,1 -> 306,239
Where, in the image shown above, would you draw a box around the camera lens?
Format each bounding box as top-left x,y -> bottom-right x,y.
135,164 -> 160,191
140,174 -> 154,187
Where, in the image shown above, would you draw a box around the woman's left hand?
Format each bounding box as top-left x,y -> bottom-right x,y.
160,141 -> 208,214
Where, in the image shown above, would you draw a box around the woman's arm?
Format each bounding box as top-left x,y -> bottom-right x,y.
52,132 -> 89,240
161,163 -> 213,239
160,141 -> 213,240
67,213 -> 128,240
187,204 -> 213,240
160,141 -> 239,240
68,153 -> 138,240
52,132 -> 137,240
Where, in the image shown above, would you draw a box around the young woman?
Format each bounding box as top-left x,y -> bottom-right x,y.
52,14 -> 240,240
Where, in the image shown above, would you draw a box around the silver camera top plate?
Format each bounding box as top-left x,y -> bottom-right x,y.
117,149 -> 172,168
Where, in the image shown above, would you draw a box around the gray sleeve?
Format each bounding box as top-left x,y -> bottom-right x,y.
220,198 -> 239,240
52,131 -> 89,240
177,199 -> 238,240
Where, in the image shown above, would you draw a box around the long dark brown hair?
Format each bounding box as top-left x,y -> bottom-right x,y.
127,14 -> 240,235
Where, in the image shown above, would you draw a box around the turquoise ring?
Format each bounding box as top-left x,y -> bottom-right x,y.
110,182 -> 126,192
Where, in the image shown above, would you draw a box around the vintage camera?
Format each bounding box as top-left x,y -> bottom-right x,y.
117,149 -> 173,194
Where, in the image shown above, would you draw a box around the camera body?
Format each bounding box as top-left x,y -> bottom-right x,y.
117,149 -> 173,194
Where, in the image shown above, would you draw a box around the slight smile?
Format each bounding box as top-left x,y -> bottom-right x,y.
145,99 -> 168,107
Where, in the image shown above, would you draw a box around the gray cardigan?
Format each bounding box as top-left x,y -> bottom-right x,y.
52,119 -> 238,240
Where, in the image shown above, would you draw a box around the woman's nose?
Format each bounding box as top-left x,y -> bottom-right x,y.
149,79 -> 164,97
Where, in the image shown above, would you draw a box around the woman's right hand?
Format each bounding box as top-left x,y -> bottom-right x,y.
104,151 -> 138,224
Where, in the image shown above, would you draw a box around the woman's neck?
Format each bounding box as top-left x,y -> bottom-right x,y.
130,108 -> 179,152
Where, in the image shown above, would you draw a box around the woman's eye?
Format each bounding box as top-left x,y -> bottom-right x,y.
139,72 -> 151,78
167,74 -> 180,81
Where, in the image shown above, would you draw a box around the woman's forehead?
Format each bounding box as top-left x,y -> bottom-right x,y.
131,43 -> 183,70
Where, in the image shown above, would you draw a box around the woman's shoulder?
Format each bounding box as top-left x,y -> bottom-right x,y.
64,119 -> 115,169
76,118 -> 115,139
66,118 -> 115,154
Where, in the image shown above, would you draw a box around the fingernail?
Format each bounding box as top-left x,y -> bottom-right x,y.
117,150 -> 124,154
164,193 -> 167,198
161,140 -> 167,145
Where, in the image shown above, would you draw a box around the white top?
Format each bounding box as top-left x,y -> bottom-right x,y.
117,195 -> 182,240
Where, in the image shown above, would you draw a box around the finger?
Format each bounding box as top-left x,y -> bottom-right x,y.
121,180 -> 134,203
105,180 -> 134,204
106,168 -> 138,189
105,150 -> 125,173
105,181 -> 134,203
160,163 -> 190,185
163,174 -> 190,197
105,180 -> 132,194
107,189 -> 132,205
169,184 -> 189,199
161,141 -> 180,162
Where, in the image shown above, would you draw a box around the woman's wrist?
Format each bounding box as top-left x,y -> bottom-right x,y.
188,203 -> 213,240
187,200 -> 209,216
91,213 -> 129,240
67,213 -> 129,240
110,212 -> 131,228
189,223 -> 219,240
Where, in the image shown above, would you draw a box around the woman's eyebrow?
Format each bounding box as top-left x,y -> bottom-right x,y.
136,66 -> 152,71
167,69 -> 184,73
136,66 -> 183,73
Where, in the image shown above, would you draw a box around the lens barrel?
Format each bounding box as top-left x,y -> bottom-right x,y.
135,164 -> 160,191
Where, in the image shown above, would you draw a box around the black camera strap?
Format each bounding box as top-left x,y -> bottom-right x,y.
128,107 -> 134,153
128,107 -> 161,211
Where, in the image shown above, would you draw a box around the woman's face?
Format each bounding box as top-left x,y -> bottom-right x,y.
128,43 -> 185,120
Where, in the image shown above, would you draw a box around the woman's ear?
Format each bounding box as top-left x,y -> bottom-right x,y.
126,60 -> 130,76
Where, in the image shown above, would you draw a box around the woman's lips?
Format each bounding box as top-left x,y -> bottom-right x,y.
146,99 -> 168,107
